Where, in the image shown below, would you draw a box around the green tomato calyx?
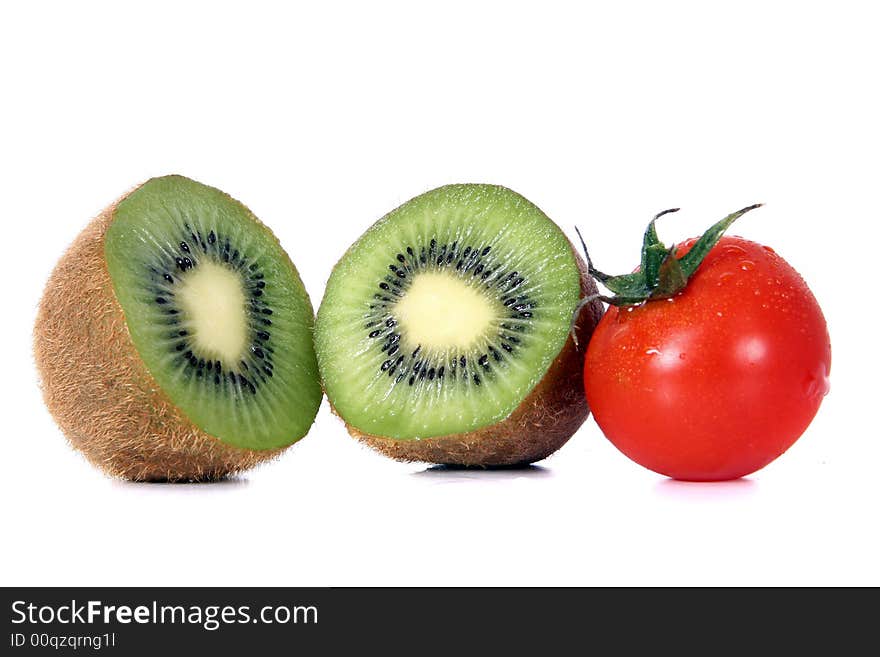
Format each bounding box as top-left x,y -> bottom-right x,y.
568,203 -> 762,346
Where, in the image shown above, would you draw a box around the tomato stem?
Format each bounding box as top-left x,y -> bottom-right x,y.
573,203 -> 763,312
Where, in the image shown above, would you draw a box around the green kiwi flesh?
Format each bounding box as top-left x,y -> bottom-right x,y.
316,184 -> 597,461
104,176 -> 321,449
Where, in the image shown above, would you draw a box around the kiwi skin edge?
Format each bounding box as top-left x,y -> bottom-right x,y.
34,192 -> 283,482
338,248 -> 605,467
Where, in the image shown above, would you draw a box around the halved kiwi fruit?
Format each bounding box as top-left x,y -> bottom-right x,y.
34,175 -> 321,481
315,184 -> 604,466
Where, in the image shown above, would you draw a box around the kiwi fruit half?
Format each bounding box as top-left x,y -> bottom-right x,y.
315,184 -> 604,466
34,175 -> 321,481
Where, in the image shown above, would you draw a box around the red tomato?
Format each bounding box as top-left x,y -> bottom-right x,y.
584,235 -> 831,481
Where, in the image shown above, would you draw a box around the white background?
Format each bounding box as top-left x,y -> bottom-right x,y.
1,1 -> 877,586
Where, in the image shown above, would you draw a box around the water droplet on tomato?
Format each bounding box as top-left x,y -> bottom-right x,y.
804,365 -> 831,400
723,245 -> 748,257
645,348 -> 661,356
740,260 -> 755,271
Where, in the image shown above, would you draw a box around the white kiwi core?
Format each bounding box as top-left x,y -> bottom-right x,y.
393,271 -> 501,351
176,261 -> 248,364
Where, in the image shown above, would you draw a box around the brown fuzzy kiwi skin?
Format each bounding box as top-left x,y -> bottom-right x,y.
33,193 -> 283,482
342,247 -> 604,467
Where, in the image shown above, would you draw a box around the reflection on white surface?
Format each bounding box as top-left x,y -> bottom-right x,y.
412,464 -> 553,482
654,477 -> 757,499
110,476 -> 250,494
